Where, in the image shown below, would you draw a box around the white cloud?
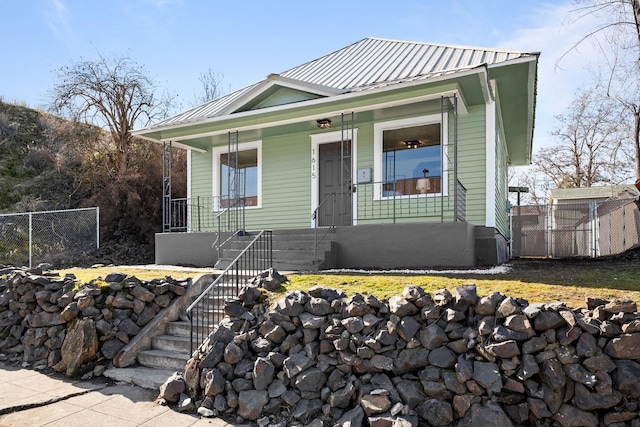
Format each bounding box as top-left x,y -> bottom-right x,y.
44,0 -> 72,40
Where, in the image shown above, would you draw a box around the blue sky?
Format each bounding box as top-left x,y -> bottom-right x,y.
1,0 -> 600,151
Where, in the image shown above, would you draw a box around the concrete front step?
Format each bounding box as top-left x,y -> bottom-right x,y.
137,349 -> 190,371
166,321 -> 214,342
215,229 -> 338,272
223,239 -> 334,251
103,366 -> 177,390
166,320 -> 190,337
152,334 -> 191,353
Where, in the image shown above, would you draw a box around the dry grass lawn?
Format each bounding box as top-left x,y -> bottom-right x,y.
57,256 -> 640,310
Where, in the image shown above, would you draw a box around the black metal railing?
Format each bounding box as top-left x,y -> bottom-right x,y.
167,196 -> 247,233
312,192 -> 336,264
214,198 -> 247,258
169,196 -> 216,232
455,179 -> 466,222
186,230 -> 272,354
355,179 -> 466,223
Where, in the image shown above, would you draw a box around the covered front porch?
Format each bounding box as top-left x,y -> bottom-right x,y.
155,189 -> 507,270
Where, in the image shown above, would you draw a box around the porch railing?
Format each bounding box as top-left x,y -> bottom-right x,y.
186,230 -> 272,354
168,196 -> 216,232
168,196 -> 246,235
355,180 -> 466,223
214,198 -> 247,258
455,179 -> 466,222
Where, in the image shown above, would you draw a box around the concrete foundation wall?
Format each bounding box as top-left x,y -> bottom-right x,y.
155,223 -> 505,269
474,226 -> 509,266
334,222 -> 477,269
155,232 -> 219,267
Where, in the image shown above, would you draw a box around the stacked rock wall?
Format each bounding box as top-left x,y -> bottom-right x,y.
176,283 -> 640,427
0,266 -> 189,376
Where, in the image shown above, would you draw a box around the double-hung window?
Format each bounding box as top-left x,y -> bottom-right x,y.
374,114 -> 446,199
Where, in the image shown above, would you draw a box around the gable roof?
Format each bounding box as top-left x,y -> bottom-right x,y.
149,37 -> 538,128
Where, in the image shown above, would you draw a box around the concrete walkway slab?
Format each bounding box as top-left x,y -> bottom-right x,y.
0,362 -> 243,427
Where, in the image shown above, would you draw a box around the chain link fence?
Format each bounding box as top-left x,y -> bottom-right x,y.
0,207 -> 99,267
511,198 -> 640,258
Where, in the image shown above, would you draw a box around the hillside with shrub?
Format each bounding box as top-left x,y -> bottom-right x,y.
0,99 -> 186,265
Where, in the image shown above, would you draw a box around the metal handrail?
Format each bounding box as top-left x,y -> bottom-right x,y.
214,198 -> 246,258
313,192 -> 336,264
187,230 -> 272,354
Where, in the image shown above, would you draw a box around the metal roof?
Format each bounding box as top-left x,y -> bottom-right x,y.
150,37 -> 537,128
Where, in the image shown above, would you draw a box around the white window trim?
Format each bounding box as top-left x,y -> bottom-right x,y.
212,140 -> 262,211
373,114 -> 448,201
309,129 -> 358,227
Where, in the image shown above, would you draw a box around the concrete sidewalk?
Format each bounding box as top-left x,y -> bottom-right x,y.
0,362 -> 238,427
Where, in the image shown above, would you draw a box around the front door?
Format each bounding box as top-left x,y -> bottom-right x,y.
318,141 -> 352,226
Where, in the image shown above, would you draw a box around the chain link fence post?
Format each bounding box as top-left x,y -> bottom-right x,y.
0,207 -> 99,267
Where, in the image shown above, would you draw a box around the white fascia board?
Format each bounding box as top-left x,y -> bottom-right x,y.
163,139 -> 207,153
476,67 -> 494,104
141,67 -> 485,138
486,54 -> 539,70
217,74 -> 346,116
136,132 -> 208,153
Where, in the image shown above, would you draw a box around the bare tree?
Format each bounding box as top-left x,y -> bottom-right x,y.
561,0 -> 640,178
532,88 -> 633,191
191,68 -> 226,107
48,53 -> 173,174
564,0 -> 640,58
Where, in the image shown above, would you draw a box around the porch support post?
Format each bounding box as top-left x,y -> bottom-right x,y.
440,96 -> 445,223
162,140 -> 173,233
453,93 -> 459,222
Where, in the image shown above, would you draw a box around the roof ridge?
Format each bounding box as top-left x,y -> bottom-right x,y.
365,36 -> 538,55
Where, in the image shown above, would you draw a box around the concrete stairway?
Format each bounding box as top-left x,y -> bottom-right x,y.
136,320 -> 191,372
215,229 -> 338,272
103,273 -> 229,390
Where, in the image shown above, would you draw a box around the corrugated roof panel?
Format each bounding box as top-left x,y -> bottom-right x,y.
145,37 -> 536,129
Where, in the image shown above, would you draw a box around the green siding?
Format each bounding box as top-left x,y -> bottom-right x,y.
190,150 -> 212,200
494,126 -> 510,237
256,131 -> 312,229
456,105 -> 486,227
184,97 -> 499,231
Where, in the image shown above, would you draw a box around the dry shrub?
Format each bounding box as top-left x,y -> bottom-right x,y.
80,139 -> 186,246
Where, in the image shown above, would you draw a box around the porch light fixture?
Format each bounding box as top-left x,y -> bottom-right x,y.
404,140 -> 421,149
317,118 -> 331,129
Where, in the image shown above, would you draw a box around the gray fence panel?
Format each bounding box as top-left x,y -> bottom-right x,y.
511,198 -> 640,259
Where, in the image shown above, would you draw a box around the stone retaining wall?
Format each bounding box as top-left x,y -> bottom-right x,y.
165,282 -> 640,427
0,266 -> 189,376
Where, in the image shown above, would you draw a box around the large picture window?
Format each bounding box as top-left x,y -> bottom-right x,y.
213,141 -> 261,210
374,115 -> 446,199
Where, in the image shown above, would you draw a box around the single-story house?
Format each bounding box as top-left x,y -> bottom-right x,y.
134,37 -> 539,270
